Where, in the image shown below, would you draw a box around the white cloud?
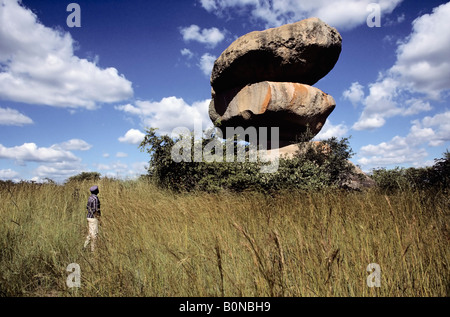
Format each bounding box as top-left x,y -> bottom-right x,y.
116,97 -> 212,136
132,161 -> 148,175
353,116 -> 386,131
181,48 -> 194,59
0,137 -> 91,182
180,24 -> 226,47
94,163 -> 110,171
116,152 -> 128,158
357,110 -> 450,169
412,111 -> 450,147
385,13 -> 406,27
0,168 -> 19,180
57,139 -> 92,151
0,0 -> 133,109
118,129 -> 146,145
0,107 -> 33,126
351,80 -> 433,131
352,77 -> 401,131
314,119 -> 348,140
95,161 -> 128,172
199,0 -> 403,30
342,82 -> 364,106
198,53 -> 216,76
33,161 -> 85,182
402,98 -> 432,116
199,0 -> 218,12
353,3 -> 450,130
0,142 -> 79,163
391,2 -> 450,98
94,161 -> 146,179
358,135 -> 429,168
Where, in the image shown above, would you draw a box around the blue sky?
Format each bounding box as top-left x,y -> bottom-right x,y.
0,0 -> 449,183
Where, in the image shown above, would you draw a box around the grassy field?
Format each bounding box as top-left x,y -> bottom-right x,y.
0,179 -> 448,297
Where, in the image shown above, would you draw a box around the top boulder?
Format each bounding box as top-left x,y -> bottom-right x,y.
210,17 -> 342,94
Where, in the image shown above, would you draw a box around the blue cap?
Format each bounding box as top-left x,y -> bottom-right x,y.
89,185 -> 98,193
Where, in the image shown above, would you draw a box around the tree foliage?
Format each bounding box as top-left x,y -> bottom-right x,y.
371,150 -> 450,192
139,127 -> 357,193
66,172 -> 101,183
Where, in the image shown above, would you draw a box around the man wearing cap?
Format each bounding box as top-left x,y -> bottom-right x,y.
84,185 -> 101,252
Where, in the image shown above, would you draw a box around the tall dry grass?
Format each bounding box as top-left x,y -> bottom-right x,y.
0,179 -> 448,297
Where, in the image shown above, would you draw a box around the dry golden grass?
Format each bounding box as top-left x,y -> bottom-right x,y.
0,179 -> 448,297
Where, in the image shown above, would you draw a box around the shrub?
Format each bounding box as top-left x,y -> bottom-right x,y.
371,167 -> 411,192
296,136 -> 356,187
139,127 -> 356,192
66,172 -> 101,183
371,151 -> 449,192
429,150 -> 450,189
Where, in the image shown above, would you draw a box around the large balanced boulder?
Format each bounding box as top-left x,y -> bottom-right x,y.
209,81 -> 336,144
211,17 -> 342,94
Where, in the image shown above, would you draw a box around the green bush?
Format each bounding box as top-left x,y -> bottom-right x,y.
371,150 -> 449,192
371,167 -> 411,192
139,127 -> 356,192
66,172 -> 101,183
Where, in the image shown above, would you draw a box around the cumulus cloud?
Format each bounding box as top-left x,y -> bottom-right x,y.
391,3 -> 450,98
412,111 -> 450,147
352,77 -> 401,131
314,119 -> 349,140
358,136 -> 429,168
0,137 -> 91,182
342,82 -> 364,106
118,129 -> 146,145
0,168 -> 19,180
0,142 -> 80,164
181,48 -> 194,59
353,116 -> 386,131
0,0 -> 133,109
357,110 -> 450,169
116,97 -> 212,136
94,161 -> 147,179
353,3 -> 450,130
95,161 -> 128,172
0,107 -> 33,126
199,0 -> 402,30
352,80 -> 434,131
198,53 -> 217,76
33,161 -> 85,182
180,24 -> 226,47
402,98 -> 432,116
57,139 -> 92,151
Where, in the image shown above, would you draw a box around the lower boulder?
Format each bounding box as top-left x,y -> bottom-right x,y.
209,81 -> 336,146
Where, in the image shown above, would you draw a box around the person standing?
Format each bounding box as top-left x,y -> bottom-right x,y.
84,185 -> 101,252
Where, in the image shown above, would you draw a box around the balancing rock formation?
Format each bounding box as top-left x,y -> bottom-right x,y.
209,17 -> 342,148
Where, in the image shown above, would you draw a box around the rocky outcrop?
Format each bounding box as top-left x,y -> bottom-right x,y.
203,18 -> 375,189
209,17 -> 342,145
211,17 -> 342,94
342,163 -> 377,190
